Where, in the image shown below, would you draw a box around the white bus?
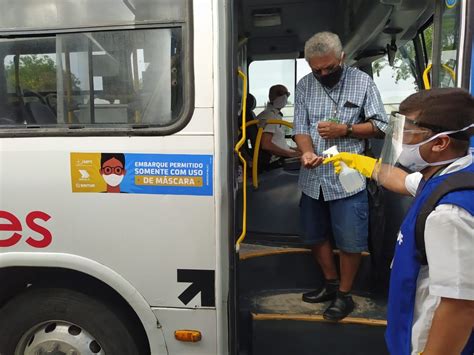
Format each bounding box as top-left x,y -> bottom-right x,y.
0,0 -> 471,354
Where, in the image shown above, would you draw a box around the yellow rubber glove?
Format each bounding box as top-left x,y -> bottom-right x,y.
323,152 -> 377,178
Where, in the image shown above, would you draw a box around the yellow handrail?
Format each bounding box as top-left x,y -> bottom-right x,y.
235,69 -> 248,253
422,63 -> 456,89
247,119 -> 294,189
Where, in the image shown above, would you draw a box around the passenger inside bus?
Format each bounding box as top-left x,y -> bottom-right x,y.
257,84 -> 300,170
239,93 -> 257,164
295,31 -> 389,320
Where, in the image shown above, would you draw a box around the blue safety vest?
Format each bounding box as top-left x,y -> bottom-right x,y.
385,163 -> 474,355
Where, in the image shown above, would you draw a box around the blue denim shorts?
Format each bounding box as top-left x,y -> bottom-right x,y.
300,190 -> 369,253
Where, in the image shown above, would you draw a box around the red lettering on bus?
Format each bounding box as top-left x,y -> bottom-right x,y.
25,211 -> 52,248
0,211 -> 23,247
0,210 -> 52,248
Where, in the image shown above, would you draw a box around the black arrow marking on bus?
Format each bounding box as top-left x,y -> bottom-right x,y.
177,269 -> 215,307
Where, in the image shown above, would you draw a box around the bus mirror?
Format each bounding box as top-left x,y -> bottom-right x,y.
387,41 -> 397,67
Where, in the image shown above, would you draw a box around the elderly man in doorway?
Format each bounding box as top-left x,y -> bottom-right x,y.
294,31 -> 388,320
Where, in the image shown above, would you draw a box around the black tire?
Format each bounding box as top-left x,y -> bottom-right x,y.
0,287 -> 143,355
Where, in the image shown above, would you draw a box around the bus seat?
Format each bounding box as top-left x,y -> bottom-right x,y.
0,101 -> 28,124
26,101 -> 57,124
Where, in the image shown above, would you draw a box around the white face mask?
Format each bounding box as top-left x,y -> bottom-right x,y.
102,174 -> 124,187
398,124 -> 474,171
272,95 -> 288,109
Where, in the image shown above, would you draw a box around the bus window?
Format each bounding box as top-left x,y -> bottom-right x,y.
249,59 -> 295,119
438,1 -> 461,87
372,41 -> 418,112
0,28 -> 188,130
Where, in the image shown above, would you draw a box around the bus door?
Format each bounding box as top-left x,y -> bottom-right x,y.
233,1 -> 440,355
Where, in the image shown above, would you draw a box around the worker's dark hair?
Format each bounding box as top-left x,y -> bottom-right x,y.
399,90 -> 431,116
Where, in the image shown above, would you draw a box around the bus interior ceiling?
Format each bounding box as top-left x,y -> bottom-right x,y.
238,0 -> 433,66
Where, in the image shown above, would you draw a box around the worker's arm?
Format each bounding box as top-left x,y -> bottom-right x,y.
375,164 -> 410,195
261,132 -> 299,158
323,154 -> 412,195
423,297 -> 474,355
295,134 -> 324,168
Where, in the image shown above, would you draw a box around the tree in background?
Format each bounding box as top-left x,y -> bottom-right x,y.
5,55 -> 80,92
373,25 -> 433,89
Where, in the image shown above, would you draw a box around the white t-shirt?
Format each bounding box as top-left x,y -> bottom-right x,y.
256,104 -> 291,152
403,154 -> 474,354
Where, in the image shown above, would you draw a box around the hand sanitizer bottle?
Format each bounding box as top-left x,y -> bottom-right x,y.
323,145 -> 365,193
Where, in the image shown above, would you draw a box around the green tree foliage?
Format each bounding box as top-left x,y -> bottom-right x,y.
373,26 -> 433,87
5,55 -> 80,92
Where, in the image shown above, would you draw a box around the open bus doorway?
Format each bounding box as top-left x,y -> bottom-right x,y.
233,0 -> 467,354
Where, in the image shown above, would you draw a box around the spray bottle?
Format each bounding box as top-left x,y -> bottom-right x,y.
322,145 -> 365,193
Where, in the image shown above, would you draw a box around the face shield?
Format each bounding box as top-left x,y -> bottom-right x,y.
374,112 -> 474,181
377,112 -> 405,167
374,112 -> 433,183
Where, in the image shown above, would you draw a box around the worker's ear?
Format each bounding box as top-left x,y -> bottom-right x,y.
431,135 -> 450,153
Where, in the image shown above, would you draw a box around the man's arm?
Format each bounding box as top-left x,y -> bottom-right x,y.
295,134 -> 323,168
261,132 -> 299,158
293,78 -> 323,168
317,120 -> 381,139
423,297 -> 474,355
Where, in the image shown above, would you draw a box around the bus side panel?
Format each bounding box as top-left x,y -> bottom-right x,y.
0,134 -> 215,309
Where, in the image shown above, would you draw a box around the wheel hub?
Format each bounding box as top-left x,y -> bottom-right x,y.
16,321 -> 105,355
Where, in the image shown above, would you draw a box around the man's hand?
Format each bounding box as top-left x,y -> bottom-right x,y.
301,151 -> 324,169
323,152 -> 377,178
318,121 -> 347,139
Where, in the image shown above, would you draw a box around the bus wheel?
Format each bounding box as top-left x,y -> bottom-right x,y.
0,287 -> 143,355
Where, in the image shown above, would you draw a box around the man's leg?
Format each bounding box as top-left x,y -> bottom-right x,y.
323,190 -> 369,320
312,240 -> 338,281
300,192 -> 339,303
339,251 -> 362,292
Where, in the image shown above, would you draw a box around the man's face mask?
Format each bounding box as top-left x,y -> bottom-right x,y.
312,53 -> 344,88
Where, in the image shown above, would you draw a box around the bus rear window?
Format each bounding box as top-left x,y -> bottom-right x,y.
0,28 -> 186,130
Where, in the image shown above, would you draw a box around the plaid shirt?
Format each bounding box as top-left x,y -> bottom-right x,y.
294,65 -> 388,201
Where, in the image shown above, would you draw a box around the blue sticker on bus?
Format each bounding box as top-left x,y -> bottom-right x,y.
71,153 -> 213,196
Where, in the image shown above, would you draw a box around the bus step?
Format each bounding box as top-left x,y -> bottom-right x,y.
249,291 -> 388,355
239,243 -> 374,296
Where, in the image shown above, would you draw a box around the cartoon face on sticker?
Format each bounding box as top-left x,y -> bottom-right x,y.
100,153 -> 127,193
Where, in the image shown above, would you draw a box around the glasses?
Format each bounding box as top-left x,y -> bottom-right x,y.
403,121 -> 433,144
101,166 -> 124,175
390,112 -> 432,144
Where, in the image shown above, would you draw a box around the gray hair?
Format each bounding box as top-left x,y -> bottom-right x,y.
304,31 -> 343,62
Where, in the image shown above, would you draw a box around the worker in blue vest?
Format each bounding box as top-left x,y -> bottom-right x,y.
324,88 -> 474,355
